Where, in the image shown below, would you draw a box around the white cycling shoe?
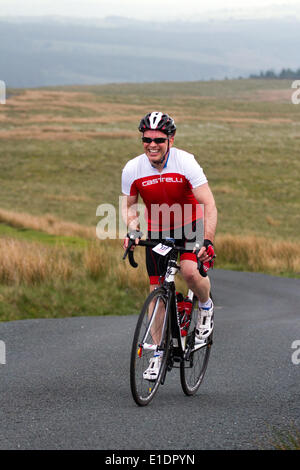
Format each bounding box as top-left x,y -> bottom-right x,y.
143,354 -> 162,381
195,300 -> 214,342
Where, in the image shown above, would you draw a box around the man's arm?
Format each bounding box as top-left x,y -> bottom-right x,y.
121,194 -> 140,231
121,194 -> 141,248
192,183 -> 217,261
192,183 -> 217,242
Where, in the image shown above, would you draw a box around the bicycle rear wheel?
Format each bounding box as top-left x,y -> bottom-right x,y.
130,287 -> 170,406
180,295 -> 212,396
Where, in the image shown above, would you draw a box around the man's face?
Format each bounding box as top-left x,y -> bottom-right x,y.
142,130 -> 174,165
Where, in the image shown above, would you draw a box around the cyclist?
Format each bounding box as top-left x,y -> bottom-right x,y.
122,112 -> 217,380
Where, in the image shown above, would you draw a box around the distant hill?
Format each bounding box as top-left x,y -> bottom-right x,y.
1,16 -> 300,87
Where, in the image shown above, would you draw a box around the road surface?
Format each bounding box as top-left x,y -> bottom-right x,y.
0,269 -> 299,450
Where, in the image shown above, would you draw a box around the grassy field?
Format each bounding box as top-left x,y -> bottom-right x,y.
0,78 -> 299,321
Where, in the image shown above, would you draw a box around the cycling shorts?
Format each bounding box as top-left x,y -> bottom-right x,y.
145,219 -> 202,285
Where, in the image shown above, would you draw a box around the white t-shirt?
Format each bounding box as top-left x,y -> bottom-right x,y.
122,147 -> 207,231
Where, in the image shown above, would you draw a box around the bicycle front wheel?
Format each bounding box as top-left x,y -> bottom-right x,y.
180,296 -> 212,396
130,287 -> 170,406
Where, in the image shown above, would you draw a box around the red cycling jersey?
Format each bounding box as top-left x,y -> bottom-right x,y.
122,147 -> 207,232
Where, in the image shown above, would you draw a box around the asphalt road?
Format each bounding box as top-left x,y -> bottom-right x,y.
0,269 -> 299,450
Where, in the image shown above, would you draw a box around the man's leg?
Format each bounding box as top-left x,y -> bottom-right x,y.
148,284 -> 165,345
146,241 -> 167,345
142,283 -> 165,380
180,259 -> 214,341
180,259 -> 211,302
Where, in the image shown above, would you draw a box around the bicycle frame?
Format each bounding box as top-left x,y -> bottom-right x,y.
125,237 -> 210,363
127,236 -> 214,404
164,249 -> 209,352
140,252 -> 207,379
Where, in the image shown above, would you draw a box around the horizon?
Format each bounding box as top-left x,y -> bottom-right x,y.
1,14 -> 300,23
1,0 -> 300,22
1,6 -> 300,89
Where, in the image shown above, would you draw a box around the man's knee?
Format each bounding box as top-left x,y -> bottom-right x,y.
180,261 -> 199,284
181,260 -> 210,289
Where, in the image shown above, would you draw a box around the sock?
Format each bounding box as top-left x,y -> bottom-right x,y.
199,298 -> 212,310
154,350 -> 163,358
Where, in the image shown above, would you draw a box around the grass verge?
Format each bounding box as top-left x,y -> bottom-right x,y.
0,237 -> 148,321
0,215 -> 299,321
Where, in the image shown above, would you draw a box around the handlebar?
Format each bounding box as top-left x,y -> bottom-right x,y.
123,237 -> 209,278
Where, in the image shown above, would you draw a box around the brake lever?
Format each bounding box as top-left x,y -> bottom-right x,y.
122,240 -> 138,267
128,250 -> 138,268
122,231 -> 143,268
194,248 -> 207,278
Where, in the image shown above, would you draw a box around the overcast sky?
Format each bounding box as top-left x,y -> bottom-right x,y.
1,0 -> 300,21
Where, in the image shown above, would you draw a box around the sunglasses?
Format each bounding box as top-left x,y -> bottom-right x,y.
142,137 -> 168,144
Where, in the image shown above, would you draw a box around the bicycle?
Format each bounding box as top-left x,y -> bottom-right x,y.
123,234 -> 214,406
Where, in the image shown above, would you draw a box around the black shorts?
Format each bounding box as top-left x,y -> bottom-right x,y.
145,220 -> 203,285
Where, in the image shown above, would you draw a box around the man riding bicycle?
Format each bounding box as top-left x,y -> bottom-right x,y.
122,112 -> 217,380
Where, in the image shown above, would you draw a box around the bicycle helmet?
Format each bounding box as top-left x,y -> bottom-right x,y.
138,112 -> 176,136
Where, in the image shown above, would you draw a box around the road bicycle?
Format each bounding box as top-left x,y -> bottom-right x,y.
123,234 -> 213,406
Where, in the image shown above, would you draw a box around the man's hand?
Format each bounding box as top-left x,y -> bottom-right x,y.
123,230 -> 143,250
193,239 -> 216,272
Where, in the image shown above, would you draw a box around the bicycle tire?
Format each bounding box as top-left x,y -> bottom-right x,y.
130,287 -> 170,406
180,295 -> 212,396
